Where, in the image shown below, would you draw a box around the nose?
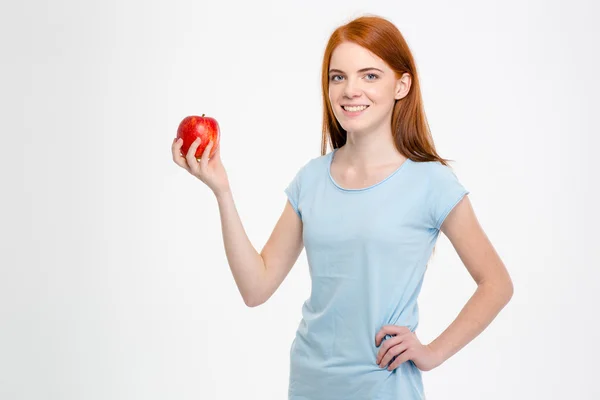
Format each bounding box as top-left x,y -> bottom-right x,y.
343,77 -> 362,98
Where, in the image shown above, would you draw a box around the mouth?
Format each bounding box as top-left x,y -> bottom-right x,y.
341,104 -> 369,116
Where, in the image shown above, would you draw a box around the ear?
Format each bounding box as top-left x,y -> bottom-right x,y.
394,73 -> 412,100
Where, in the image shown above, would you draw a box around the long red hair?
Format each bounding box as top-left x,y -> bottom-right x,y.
320,15 -> 452,166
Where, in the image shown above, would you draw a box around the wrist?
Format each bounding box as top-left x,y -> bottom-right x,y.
214,188 -> 232,202
426,341 -> 448,367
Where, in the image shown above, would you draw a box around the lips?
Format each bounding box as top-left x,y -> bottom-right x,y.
341,105 -> 369,116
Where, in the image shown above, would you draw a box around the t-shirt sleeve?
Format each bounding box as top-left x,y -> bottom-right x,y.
427,163 -> 470,230
284,165 -> 304,219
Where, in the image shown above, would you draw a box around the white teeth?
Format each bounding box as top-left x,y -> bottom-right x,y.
343,105 -> 368,112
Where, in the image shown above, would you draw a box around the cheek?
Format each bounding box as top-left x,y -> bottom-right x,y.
328,86 -> 338,103
364,87 -> 385,102
328,91 -> 342,113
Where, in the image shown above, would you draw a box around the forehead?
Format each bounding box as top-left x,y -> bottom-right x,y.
329,42 -> 385,70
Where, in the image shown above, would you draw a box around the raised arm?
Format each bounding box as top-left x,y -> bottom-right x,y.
172,136 -> 303,307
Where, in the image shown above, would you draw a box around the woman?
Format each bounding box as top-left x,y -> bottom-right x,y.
172,14 -> 513,400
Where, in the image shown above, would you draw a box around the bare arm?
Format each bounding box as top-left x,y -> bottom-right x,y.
428,195 -> 514,364
216,191 -> 304,307
171,137 -> 302,307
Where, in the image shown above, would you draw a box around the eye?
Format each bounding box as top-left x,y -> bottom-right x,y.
329,73 -> 379,82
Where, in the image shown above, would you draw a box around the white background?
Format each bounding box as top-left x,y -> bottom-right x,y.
1,0 -> 598,399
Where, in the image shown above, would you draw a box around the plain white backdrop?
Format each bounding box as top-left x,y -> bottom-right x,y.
1,0 -> 598,399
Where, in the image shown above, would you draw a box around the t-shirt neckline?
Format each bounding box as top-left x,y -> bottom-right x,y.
327,147 -> 412,192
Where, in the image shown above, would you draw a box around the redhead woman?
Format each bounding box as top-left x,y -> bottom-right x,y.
172,14 -> 513,400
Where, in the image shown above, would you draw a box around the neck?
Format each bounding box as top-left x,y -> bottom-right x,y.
339,125 -> 404,169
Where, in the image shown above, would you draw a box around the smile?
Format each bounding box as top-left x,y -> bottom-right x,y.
341,105 -> 369,116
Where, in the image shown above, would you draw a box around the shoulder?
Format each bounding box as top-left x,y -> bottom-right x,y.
408,159 -> 461,183
294,152 -> 331,181
305,152 -> 331,169
409,159 -> 469,229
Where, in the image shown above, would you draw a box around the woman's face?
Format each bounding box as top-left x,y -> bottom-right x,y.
328,42 -> 409,135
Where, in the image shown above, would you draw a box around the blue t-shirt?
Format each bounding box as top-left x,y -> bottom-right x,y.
284,148 -> 469,400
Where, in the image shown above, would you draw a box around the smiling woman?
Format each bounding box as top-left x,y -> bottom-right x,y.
172,12 -> 513,400
282,14 -> 513,400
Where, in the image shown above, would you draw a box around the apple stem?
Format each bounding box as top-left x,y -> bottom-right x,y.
202,113 -> 205,117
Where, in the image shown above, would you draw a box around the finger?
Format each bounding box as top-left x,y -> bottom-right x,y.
186,137 -> 201,158
172,137 -> 185,157
379,341 -> 408,368
387,349 -> 412,371
376,334 -> 400,364
213,140 -> 221,159
172,137 -> 184,149
186,137 -> 202,172
172,138 -> 190,171
171,137 -> 181,154
375,325 -> 409,346
200,140 -> 214,169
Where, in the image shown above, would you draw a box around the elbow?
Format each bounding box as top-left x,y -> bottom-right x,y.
243,293 -> 267,308
480,275 -> 514,305
505,279 -> 514,302
242,265 -> 270,308
242,260 -> 271,308
501,271 -> 514,302
244,297 -> 262,308
495,277 -> 514,306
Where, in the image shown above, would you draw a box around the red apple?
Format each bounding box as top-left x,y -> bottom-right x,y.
177,114 -> 220,159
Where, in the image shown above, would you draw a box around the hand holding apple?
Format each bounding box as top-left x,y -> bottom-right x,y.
171,114 -> 230,196
176,114 -> 220,159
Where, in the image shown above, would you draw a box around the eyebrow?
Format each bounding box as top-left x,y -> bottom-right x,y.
328,67 -> 384,74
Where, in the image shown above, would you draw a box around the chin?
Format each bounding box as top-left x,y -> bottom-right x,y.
341,120 -> 368,133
